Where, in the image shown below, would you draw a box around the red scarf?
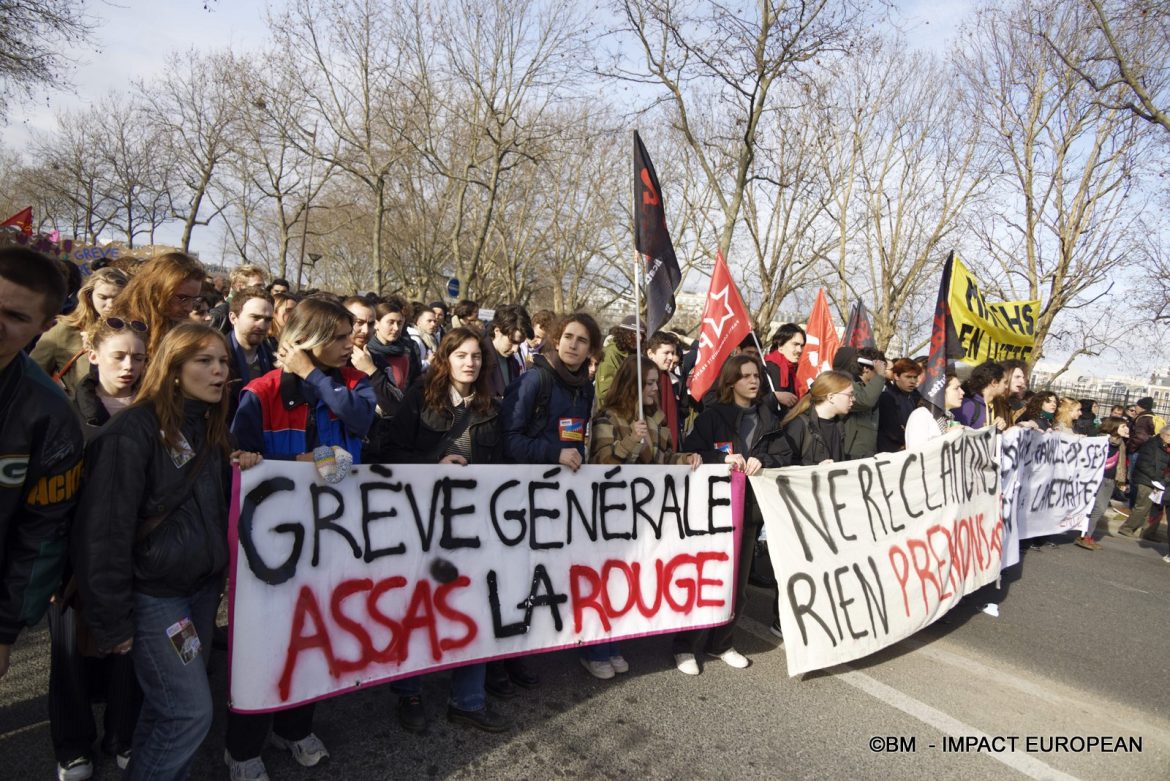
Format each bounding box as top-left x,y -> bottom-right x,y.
658,370 -> 679,450
765,351 -> 796,392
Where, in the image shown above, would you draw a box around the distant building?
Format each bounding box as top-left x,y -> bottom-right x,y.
1031,366 -> 1169,416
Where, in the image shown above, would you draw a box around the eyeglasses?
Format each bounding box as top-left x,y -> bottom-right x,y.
104,317 -> 147,333
833,391 -> 855,399
172,293 -> 201,310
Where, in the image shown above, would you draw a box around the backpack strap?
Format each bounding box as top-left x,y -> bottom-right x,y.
52,349 -> 87,383
524,367 -> 554,438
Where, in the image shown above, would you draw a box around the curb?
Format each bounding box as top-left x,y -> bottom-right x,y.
1095,501 -> 1169,544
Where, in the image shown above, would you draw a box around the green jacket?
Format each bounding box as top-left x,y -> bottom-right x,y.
593,341 -> 628,406
843,374 -> 886,459
30,320 -> 88,398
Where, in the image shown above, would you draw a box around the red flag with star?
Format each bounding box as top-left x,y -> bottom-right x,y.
688,250 -> 752,401
1,207 -> 33,236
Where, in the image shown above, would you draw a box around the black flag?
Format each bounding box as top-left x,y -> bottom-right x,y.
633,131 -> 682,335
843,300 -> 876,348
921,252 -> 964,414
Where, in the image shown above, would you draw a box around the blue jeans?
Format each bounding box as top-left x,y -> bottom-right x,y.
128,578 -> 220,781
581,642 -> 620,663
392,662 -> 486,711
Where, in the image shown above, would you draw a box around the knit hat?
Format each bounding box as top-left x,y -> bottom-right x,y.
1137,396 -> 1154,411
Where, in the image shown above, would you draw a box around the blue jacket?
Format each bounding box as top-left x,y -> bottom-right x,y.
232,367 -> 376,462
501,355 -> 593,464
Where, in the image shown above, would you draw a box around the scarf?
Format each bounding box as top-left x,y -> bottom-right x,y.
658,370 -> 679,450
541,353 -> 591,388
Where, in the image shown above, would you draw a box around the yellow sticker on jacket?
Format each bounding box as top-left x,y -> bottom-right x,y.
558,417 -> 585,442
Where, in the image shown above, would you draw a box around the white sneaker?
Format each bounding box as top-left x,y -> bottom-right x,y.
57,757 -> 93,781
270,732 -> 330,767
224,750 -> 270,781
1162,554 -> 1170,564
580,657 -> 616,679
609,654 -> 629,674
708,648 -> 750,669
673,652 -> 700,675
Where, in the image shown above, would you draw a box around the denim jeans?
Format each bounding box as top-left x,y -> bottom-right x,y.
580,642 -> 619,663
392,662 -> 486,711
128,578 -> 220,781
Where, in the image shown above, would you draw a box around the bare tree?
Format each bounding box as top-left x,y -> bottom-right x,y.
1041,0 -> 1170,136
849,43 -> 991,350
91,95 -> 171,247
26,116 -> 112,244
395,0 -> 590,300
138,50 -> 240,251
737,85 -> 838,331
0,0 -> 94,118
268,0 -> 415,294
216,54 -> 337,277
957,0 -> 1150,362
609,0 -> 869,256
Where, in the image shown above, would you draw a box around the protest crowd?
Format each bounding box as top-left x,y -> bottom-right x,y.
0,238 -> 1164,781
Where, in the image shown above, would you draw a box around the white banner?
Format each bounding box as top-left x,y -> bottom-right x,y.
999,428 -> 1108,553
750,427 -> 1003,676
227,462 -> 743,712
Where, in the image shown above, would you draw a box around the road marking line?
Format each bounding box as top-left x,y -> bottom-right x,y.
0,719 -> 49,741
739,616 -> 1081,781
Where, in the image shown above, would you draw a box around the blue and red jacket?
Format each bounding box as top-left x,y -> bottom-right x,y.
232,366 -> 376,462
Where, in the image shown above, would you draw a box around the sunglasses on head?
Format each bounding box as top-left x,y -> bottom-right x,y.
104,317 -> 147,333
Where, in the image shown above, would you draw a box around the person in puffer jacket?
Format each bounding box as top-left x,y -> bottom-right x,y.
226,297 -> 375,779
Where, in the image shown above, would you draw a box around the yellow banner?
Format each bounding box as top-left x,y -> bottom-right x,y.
949,253 -> 1039,364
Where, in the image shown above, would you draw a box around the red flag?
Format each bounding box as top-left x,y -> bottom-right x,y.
1,207 -> 33,236
687,250 -> 751,401
794,289 -> 841,395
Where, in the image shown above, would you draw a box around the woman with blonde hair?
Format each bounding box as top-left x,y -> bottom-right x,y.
226,297 -> 376,776
109,252 -> 205,357
73,323 -> 262,780
32,266 -> 129,394
1053,397 -> 1083,433
754,370 -> 854,468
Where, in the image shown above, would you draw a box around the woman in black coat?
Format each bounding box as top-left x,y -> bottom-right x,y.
753,370 -> 855,469
382,328 -> 510,733
673,355 -> 779,676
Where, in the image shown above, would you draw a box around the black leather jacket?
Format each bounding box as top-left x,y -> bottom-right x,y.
73,400 -> 229,650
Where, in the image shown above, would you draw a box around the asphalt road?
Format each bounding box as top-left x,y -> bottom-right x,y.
3,526 -> 1168,780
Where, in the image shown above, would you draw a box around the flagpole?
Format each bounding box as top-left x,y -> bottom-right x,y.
633,255 -> 645,425
751,331 -> 777,392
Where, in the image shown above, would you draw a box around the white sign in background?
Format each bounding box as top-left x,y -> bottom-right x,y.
228,463 -> 742,713
998,427 -> 1108,559
751,427 -> 1003,677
